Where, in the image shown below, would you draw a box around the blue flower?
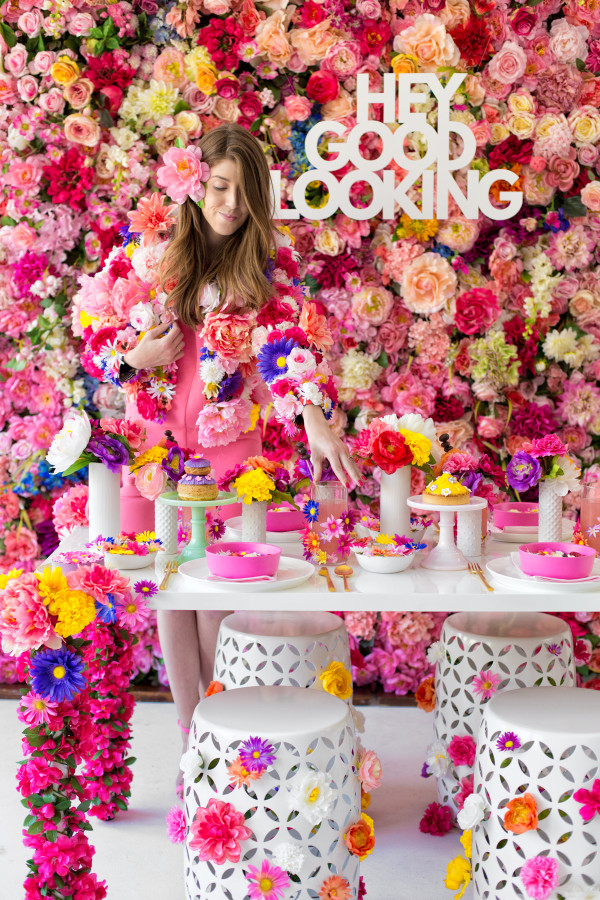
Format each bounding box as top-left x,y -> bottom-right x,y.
95,594 -> 117,624
30,647 -> 87,703
199,347 -> 217,362
256,338 -> 297,383
302,500 -> 320,524
216,370 -> 242,402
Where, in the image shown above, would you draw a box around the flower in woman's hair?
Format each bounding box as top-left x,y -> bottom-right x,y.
302,499 -> 320,524
245,860 -> 290,900
256,337 -> 298,383
189,798 -> 252,864
30,647 -> 87,702
127,193 -> 177,245
166,806 -> 186,844
239,736 -> 277,773
471,669 -> 502,700
419,801 -> 454,836
520,855 -> 559,900
318,874 -> 352,900
503,793 -> 539,834
497,731 -> 521,752
19,691 -> 59,727
156,145 -> 210,205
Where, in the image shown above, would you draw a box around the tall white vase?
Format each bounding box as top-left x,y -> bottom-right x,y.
537,478 -> 563,542
241,500 -> 268,543
379,466 -> 411,537
88,462 -> 121,542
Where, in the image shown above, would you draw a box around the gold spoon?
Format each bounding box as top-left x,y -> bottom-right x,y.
334,564 -> 353,592
318,566 -> 336,592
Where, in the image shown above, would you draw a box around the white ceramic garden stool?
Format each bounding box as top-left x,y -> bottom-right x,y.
213,611 -> 352,700
472,687 -> 600,898
434,612 -> 575,814
183,686 -> 361,900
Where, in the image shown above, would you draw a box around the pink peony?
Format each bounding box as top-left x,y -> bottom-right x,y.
447,734 -> 477,768
196,398 -> 254,447
189,798 -> 252,863
358,749 -> 383,791
520,856 -> 559,900
0,573 -> 60,656
67,564 -> 130,602
100,418 -> 146,450
201,311 -> 255,363
156,146 -> 210,205
529,435 -> 567,458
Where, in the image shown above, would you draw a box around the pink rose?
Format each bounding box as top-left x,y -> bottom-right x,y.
63,113 -> 101,147
356,0 -> 381,16
321,40 -> 363,78
352,286 -> 393,325
401,252 -> 457,314
204,0 -> 232,13
447,734 -> 477,768
455,288 -> 500,335
582,181 -> 600,212
306,69 -> 339,104
5,43 -> 28,77
135,462 -> 167,501
284,95 -> 313,121
201,311 -> 256,362
358,749 -> 383,791
37,88 -> 65,114
509,8 -> 538,39
196,398 -> 254,447
63,77 -> 94,109
546,152 -> 580,192
477,416 -> 503,439
17,74 -> 38,101
487,41 -> 527,85
66,12 -> 95,36
29,50 -> 56,76
17,9 -> 43,37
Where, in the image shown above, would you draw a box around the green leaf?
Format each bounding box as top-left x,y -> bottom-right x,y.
173,100 -> 191,115
115,797 -> 128,811
6,358 -> 27,372
0,21 -> 17,48
561,196 -> 587,218
250,116 -> 264,133
375,350 -> 389,368
27,821 -> 44,836
0,215 -> 16,226
576,58 -> 586,72
44,830 -> 57,843
102,774 -> 114,786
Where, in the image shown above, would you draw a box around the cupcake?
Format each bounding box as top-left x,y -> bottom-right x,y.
177,456 -> 218,500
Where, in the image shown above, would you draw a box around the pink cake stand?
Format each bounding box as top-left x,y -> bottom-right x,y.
407,495 -> 488,570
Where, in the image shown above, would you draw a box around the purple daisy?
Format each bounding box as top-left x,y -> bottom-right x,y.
134,579 -> 158,597
546,643 -> 562,656
496,731 -> 522,752
208,518 -> 225,541
239,736 -> 277,773
256,337 -> 297,383
339,508 -> 360,532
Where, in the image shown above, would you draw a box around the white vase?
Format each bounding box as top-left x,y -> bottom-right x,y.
241,500 -> 268,543
379,466 -> 411,538
88,462 -> 122,543
537,479 -> 563,542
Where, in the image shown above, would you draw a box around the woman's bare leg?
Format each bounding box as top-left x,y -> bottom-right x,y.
157,609 -> 202,730
196,610 -> 231,694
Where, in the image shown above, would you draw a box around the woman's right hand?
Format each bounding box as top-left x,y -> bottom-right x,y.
123,321 -> 185,370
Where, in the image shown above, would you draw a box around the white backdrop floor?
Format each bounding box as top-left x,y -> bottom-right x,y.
0,699 -> 468,899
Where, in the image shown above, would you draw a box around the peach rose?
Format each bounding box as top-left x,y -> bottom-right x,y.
436,217 -> 479,253
415,676 -> 436,711
255,10 -> 293,67
63,77 -> 94,109
246,455 -> 278,474
345,813 -> 376,860
569,106 -> 600,145
213,97 -> 240,123
440,0 -> 471,30
284,95 -> 312,121
11,222 -> 37,251
201,311 -> 255,362
487,41 -> 527,85
63,113 -> 101,147
135,462 -> 167,501
582,181 -> 600,211
290,19 -> 341,66
204,0 -> 232,13
401,252 -> 457,314
321,88 -> 355,121
393,14 -> 460,73
463,73 -> 485,106
352,286 -> 394,325
314,226 -> 344,256
358,750 -> 383,792
153,47 -> 187,88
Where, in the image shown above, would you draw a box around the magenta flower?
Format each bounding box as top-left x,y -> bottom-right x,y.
189,798 -> 252,863
19,691 -> 59,727
321,515 -> 345,539
447,734 -> 477,767
497,732 -> 522,752
239,736 -> 276,773
418,801 -> 454,836
574,779 -> 600,821
546,643 -> 562,656
166,806 -> 186,844
471,669 -> 502,700
245,860 -> 290,899
520,856 -> 559,899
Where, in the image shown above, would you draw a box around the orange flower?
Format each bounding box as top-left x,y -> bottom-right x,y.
299,300 -> 333,351
415,676 -> 436,712
127,193 -> 177,246
205,680 -> 224,697
245,455 -> 278,475
318,874 -> 352,900
344,813 -> 375,860
227,755 -> 261,789
503,793 -> 538,834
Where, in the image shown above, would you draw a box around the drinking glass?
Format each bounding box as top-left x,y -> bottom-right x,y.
310,480 -> 348,566
580,480 -> 600,553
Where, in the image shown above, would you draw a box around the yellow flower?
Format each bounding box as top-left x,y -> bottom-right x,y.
375,533 -> 394,544
50,56 -> 80,86
315,549 -> 327,565
400,213 -> 439,242
445,855 -> 471,899
46,590 -> 96,638
319,661 -> 353,700
234,469 -> 275,504
193,62 -> 218,94
0,568 -> 23,589
130,446 -> 168,472
361,790 -> 371,810
391,53 -> 419,75
136,531 -> 156,542
35,566 -> 69,604
244,402 -> 261,434
460,829 -> 472,860
400,429 -> 432,467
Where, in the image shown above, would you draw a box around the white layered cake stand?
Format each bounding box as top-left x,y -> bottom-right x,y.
408,495 -> 487,570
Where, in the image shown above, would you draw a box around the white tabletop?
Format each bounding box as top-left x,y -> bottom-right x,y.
48,528 -> 600,613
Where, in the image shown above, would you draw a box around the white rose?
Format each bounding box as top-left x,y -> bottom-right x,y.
46,409 -> 92,473
180,748 -> 204,781
286,347 -> 317,377
457,792 -> 487,830
129,302 -> 157,332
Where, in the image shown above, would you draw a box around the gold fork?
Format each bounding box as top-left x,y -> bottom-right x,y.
159,559 -> 179,591
468,561 -> 494,592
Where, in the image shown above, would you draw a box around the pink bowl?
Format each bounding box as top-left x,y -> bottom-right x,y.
494,502 -> 539,529
266,503 -> 304,532
205,542 -> 281,579
519,542 -> 596,579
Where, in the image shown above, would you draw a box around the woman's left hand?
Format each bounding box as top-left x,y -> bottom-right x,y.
302,405 -> 363,488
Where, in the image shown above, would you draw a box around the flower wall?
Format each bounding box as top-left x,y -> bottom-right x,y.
2,0 -> 600,690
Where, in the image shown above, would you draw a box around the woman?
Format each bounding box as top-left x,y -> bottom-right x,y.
77,122 -> 361,772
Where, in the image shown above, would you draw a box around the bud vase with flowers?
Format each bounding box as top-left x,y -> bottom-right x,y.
506,434 -> 582,542
219,456 -> 295,543
354,413 -> 437,538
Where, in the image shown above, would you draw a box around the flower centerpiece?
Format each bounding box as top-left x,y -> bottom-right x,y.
129,430 -> 188,501
220,456 -> 295,543
355,413 -> 437,537
506,434 -> 582,541
351,533 -> 428,574
91,531 -> 163,570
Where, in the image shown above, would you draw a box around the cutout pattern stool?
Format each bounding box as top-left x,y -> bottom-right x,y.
434,612 -> 575,813
213,611 -> 352,698
472,687 -> 600,898
183,686 -> 361,900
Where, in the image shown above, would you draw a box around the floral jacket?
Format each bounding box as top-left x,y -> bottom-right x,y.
73,226 -> 337,447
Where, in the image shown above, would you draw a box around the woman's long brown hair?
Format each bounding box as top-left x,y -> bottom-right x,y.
159,123 -> 278,327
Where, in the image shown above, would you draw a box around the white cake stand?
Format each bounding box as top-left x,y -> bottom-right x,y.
407,495 -> 488,570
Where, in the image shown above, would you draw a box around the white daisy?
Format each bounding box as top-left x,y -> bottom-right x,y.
288,771 -> 336,826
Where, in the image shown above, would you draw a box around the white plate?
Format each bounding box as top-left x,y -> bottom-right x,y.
486,556 -> 600,593
224,517 -> 302,544
490,520 -> 574,544
178,556 -> 315,592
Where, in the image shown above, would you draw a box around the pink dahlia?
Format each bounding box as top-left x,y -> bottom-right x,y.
189,798 -> 252,864
156,146 -> 210,206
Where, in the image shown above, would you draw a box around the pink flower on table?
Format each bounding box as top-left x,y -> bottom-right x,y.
358,749 -> 383,791
471,669 -> 502,701
245,859 -> 290,899
574,778 -> 600,821
189,798 -> 252,864
67,564 -> 130,602
447,735 -> 477,768
519,856 -> 559,900
100,418 -> 146,450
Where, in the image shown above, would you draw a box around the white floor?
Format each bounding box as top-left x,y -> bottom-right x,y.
0,700 -> 467,899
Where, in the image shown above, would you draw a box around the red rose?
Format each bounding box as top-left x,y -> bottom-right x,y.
306,70 -> 339,104
215,78 -> 239,100
447,734 -> 477,768
371,431 -> 412,474
238,92 -> 262,120
455,288 -> 500,335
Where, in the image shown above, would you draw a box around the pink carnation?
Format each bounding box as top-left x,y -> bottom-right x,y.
0,573 -> 60,656
520,856 -> 559,900
166,806 -> 187,844
529,435 -> 567,458
156,146 -> 210,205
196,398 -> 253,448
419,801 -> 453,836
189,798 -> 252,863
53,485 -> 89,534
447,734 -> 477,768
67,564 -> 130,601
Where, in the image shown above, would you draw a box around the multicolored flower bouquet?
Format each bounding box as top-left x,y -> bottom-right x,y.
92,531 -> 163,558
355,413 -> 437,475
219,455 -> 294,506
46,410 -> 145,476
300,504 -> 360,565
432,448 -> 509,509
129,429 -> 189,501
351,533 -> 427,559
506,434 -> 582,498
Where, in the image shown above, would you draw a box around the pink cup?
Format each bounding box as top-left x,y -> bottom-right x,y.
266,502 -> 304,532
519,542 -> 596,579
205,542 -> 281,578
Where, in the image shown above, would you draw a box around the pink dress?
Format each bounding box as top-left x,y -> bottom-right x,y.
121,322 -> 261,533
